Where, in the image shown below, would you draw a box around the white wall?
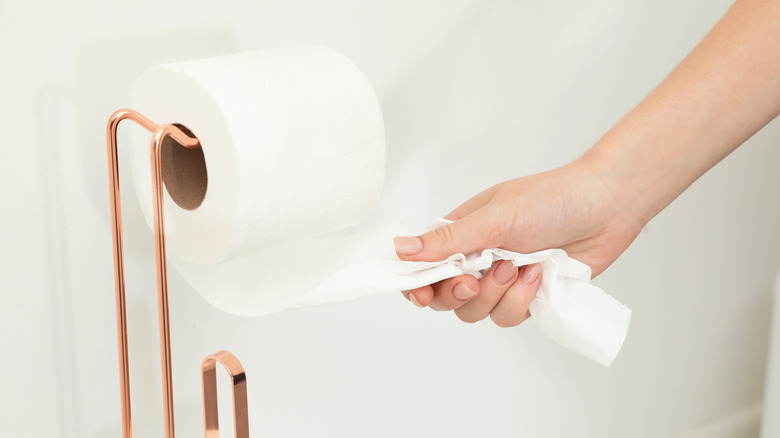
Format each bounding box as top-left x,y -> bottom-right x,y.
2,0 -> 779,437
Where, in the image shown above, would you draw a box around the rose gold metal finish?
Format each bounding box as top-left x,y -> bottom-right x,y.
107,108 -> 200,438
201,351 -> 250,438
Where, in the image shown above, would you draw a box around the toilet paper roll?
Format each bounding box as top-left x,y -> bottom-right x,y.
129,46 -> 386,265
127,47 -> 631,366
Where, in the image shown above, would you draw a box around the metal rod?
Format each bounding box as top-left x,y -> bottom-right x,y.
202,351 -> 250,438
106,109 -> 199,438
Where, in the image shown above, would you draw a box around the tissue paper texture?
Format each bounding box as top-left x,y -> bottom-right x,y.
130,46 -> 385,264
170,220 -> 630,367
129,47 -> 629,367
298,221 -> 631,367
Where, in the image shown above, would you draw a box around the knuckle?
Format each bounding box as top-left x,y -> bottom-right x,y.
429,302 -> 447,311
490,312 -> 516,328
456,311 -> 483,324
484,223 -> 505,248
433,224 -> 455,246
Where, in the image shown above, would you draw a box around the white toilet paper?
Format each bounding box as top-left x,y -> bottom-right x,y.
307,245 -> 631,368
130,46 -> 385,264
298,219 -> 631,367
129,46 -> 630,367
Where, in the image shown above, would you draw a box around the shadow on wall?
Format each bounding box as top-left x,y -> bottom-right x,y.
75,26 -> 239,260
36,82 -> 81,438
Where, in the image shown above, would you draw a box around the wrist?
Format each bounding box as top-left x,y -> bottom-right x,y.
572,137 -> 697,229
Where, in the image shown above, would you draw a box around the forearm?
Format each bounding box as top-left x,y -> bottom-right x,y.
580,0 -> 780,226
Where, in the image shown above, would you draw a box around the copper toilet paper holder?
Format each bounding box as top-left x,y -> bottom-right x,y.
106,109 -> 249,438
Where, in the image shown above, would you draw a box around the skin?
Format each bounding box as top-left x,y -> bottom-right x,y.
395,0 -> 780,327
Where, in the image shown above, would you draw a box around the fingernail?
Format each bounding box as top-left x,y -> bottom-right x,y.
394,236 -> 423,256
409,293 -> 425,308
493,260 -> 518,285
453,282 -> 477,300
521,264 -> 541,284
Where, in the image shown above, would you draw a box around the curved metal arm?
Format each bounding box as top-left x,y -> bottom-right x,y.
202,351 -> 250,438
106,109 -> 200,438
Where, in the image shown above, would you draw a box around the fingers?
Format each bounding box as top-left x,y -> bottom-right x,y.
452,261 -> 542,327
489,264 -> 542,328
454,260 -> 519,323
428,275 -> 479,311
394,208 -> 501,262
403,285 -> 433,308
402,274 -> 479,311
400,260 -> 543,330
393,186 -> 500,262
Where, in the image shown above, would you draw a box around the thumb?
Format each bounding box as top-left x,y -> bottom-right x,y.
394,210 -> 499,262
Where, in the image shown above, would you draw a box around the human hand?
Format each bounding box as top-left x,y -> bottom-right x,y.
393,0 -> 780,327
395,159 -> 645,327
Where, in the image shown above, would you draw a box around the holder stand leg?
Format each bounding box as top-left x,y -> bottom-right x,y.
202,351 -> 250,438
107,109 -> 249,438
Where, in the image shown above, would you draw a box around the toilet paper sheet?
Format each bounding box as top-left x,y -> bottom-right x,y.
130,46 -> 630,368
298,220 -> 631,367
171,219 -> 630,367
